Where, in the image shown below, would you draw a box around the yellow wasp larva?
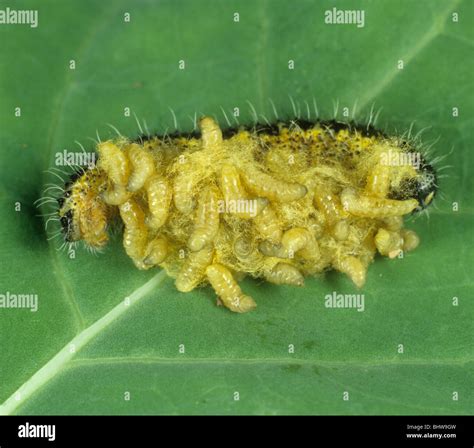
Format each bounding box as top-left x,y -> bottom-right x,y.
50,113 -> 438,312
205,263 -> 256,313
219,164 -> 246,204
144,236 -> 169,267
364,163 -> 391,198
145,175 -> 172,230
258,240 -> 290,259
98,141 -> 131,205
374,228 -> 404,258
219,164 -> 267,219
313,188 -> 349,224
240,166 -> 308,203
119,199 -> 148,269
126,143 -> 156,192
340,187 -> 419,218
264,262 -> 304,286
173,170 -> 196,215
253,204 -> 282,243
175,245 -> 214,293
332,219 -> 349,241
188,186 -> 220,252
281,227 -> 320,260
400,229 -> 420,252
332,255 -> 366,288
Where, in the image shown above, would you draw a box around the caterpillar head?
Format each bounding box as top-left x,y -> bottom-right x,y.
58,169 -> 110,248
388,152 -> 438,212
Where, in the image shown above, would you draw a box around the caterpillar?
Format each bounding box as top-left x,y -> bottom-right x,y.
48,115 -> 438,313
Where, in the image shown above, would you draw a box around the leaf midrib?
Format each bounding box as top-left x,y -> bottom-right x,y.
0,271 -> 168,416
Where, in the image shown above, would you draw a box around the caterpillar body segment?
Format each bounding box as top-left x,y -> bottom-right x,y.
55,115 -> 437,312
76,202 -> 108,248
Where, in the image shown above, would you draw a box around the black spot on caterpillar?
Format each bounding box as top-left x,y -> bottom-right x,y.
42,116 -> 439,312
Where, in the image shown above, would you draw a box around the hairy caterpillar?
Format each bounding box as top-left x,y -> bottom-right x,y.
48,115 -> 438,313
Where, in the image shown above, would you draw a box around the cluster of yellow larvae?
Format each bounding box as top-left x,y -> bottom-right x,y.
60,117 -> 424,313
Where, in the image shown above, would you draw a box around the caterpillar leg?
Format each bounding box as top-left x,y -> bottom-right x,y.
98,141 -> 131,205
341,187 -> 418,218
119,199 -> 148,269
205,263 -> 256,313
